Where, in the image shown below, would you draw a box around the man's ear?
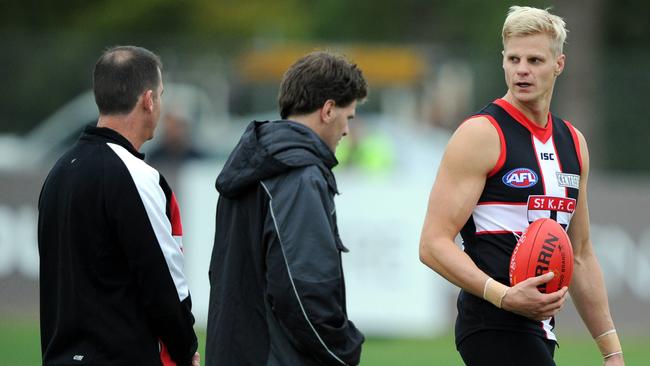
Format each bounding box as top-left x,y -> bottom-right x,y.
555,54 -> 566,76
320,99 -> 336,124
142,89 -> 154,112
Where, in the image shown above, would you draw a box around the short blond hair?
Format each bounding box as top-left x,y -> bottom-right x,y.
502,6 -> 568,56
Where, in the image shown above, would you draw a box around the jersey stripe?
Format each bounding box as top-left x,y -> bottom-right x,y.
472,204 -> 528,234
473,200 -> 574,234
564,121 -> 583,171
107,143 -> 189,301
532,136 -> 566,198
483,115 -> 507,177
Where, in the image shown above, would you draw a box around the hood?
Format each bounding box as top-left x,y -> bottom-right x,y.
216,120 -> 338,198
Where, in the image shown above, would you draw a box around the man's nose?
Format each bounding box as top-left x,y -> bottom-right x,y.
516,62 -> 530,75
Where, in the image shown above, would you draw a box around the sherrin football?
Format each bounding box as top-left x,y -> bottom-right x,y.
509,218 -> 573,293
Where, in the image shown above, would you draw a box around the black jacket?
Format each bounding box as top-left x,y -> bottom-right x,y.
38,126 -> 198,365
206,120 -> 364,366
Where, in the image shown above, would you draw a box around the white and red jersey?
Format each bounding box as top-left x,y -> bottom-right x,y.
455,98 -> 582,345
38,126 -> 197,365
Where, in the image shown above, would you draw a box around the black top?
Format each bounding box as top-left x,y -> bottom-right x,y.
456,99 -> 582,346
206,120 -> 364,366
38,126 -> 197,365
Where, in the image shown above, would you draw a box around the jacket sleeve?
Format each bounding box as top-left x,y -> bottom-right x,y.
106,158 -> 197,365
262,170 -> 364,366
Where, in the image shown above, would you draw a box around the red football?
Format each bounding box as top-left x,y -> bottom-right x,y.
509,218 -> 573,293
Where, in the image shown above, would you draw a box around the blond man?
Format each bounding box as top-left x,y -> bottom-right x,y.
419,6 -> 623,366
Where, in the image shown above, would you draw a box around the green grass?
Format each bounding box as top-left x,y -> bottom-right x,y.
2,318 -> 648,365
0,318 -> 42,365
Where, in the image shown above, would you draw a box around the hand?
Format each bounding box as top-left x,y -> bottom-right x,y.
603,353 -> 624,366
192,352 -> 200,366
501,272 -> 568,321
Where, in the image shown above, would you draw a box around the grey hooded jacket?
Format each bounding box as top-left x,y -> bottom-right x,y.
206,120 -> 364,366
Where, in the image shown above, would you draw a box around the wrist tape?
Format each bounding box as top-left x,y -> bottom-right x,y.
595,329 -> 622,359
483,277 -> 509,308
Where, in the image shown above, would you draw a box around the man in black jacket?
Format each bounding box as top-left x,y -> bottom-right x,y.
206,51 -> 368,366
38,46 -> 199,366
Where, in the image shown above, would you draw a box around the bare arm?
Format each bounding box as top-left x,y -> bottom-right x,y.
419,118 -> 499,295
567,130 -> 624,365
419,117 -> 567,320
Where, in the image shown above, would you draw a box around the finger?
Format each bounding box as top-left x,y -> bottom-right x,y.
535,296 -> 565,314
549,286 -> 568,296
535,307 -> 560,320
539,299 -> 566,316
538,293 -> 560,306
540,286 -> 567,303
528,271 -> 555,286
536,304 -> 560,317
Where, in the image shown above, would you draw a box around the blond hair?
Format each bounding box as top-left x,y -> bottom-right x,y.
502,6 -> 568,56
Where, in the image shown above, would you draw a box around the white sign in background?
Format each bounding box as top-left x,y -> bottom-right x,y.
1,167 -> 649,335
179,163 -> 452,335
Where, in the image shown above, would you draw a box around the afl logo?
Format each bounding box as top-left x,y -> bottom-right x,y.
503,168 -> 538,188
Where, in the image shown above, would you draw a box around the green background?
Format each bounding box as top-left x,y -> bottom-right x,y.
3,318 -> 647,365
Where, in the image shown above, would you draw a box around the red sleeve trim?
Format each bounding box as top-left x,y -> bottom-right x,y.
480,114 -> 506,177
459,115 -> 506,178
564,120 -> 583,172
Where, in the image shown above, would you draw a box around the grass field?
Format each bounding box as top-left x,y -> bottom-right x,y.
2,318 -> 648,365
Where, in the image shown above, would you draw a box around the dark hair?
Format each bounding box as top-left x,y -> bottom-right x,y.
93,46 -> 162,115
278,51 -> 368,119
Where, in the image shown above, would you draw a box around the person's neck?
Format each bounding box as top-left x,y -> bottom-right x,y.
97,114 -> 145,151
503,93 -> 550,127
287,113 -> 321,135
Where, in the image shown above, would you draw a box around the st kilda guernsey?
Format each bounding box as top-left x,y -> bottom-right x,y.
456,98 -> 582,346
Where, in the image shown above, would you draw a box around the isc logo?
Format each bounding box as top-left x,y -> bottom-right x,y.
503,168 -> 538,188
540,152 -> 555,161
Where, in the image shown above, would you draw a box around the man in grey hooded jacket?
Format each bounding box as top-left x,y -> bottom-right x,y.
205,51 -> 368,366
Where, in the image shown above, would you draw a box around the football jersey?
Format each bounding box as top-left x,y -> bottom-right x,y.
455,98 -> 582,345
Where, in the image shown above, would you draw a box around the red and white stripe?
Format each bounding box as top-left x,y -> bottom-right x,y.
472,202 -> 527,235
108,143 -> 189,301
532,136 -> 567,197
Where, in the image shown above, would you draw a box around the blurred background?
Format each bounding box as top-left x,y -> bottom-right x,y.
0,0 -> 648,364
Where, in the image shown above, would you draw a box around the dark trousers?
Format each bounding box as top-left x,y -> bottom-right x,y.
458,330 -> 557,366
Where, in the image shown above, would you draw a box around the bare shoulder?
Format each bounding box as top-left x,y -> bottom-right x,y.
443,116 -> 501,176
454,116 -> 500,140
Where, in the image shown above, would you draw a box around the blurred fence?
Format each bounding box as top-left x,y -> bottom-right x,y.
1,154 -> 649,336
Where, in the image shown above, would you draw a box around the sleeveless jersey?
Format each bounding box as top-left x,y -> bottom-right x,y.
455,98 -> 582,346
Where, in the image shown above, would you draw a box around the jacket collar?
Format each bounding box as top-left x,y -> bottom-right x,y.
80,125 -> 145,160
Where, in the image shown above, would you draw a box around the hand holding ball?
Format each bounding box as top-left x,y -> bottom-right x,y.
509,218 -> 573,293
